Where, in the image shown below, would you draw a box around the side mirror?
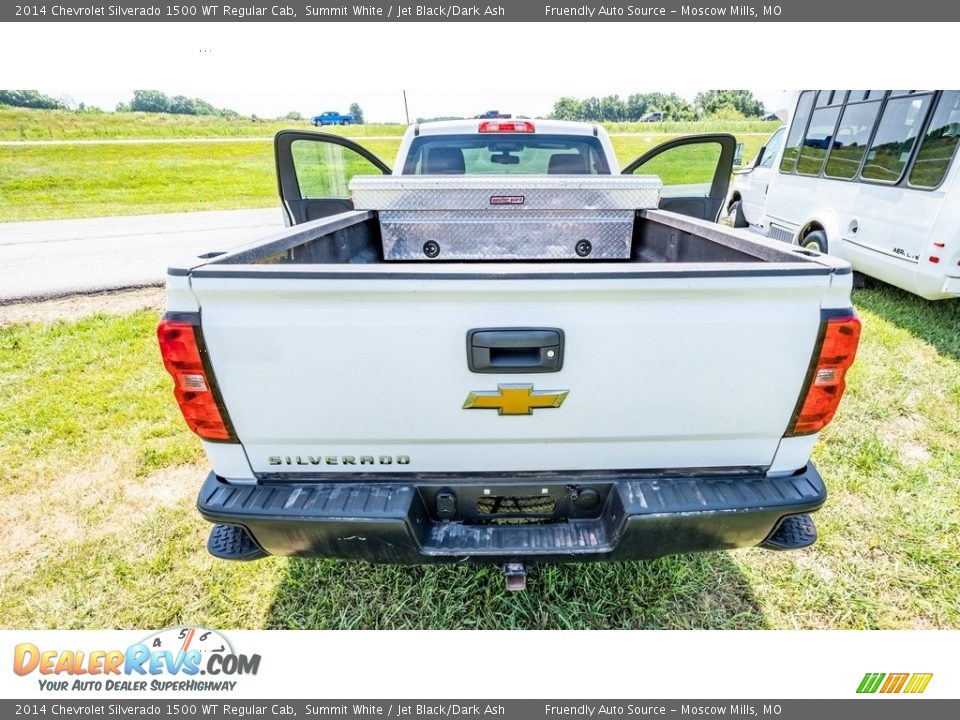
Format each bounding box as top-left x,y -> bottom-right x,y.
733,143 -> 745,167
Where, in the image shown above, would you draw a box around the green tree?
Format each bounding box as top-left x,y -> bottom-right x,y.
0,90 -> 66,109
695,90 -> 765,118
625,93 -> 651,120
552,92 -> 695,122
349,102 -> 365,124
551,96 -> 582,120
167,95 -> 197,115
129,90 -> 171,113
599,95 -> 625,122
284,111 -> 303,121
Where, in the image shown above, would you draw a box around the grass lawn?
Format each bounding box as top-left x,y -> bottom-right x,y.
0,107 -> 776,142
0,135 -> 768,222
0,107 -> 406,141
0,283 -> 957,629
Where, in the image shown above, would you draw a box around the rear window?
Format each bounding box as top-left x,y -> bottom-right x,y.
401,134 -> 611,175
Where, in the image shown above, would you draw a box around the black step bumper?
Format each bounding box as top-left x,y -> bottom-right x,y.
197,464 -> 826,563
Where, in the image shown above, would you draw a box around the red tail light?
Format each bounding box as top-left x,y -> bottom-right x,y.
787,313 -> 861,436
478,120 -> 535,133
157,315 -> 234,441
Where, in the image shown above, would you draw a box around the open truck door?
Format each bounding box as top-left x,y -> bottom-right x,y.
274,130 -> 391,226
622,134 -> 736,222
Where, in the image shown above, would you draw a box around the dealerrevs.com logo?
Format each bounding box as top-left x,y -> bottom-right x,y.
13,627 -> 260,692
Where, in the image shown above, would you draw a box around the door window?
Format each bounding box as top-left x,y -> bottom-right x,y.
291,139 -> 387,197
634,141 -> 722,198
756,127 -> 785,169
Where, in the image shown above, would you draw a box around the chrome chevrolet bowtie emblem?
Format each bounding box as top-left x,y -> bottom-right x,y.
462,384 -> 569,415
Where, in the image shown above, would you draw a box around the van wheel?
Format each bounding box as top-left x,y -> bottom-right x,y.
802,230 -> 828,254
729,200 -> 747,228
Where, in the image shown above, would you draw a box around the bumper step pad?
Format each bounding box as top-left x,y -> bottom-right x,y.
761,513 -> 817,550
208,523 -> 268,561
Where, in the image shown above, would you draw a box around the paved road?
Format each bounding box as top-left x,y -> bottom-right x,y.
0,208 -> 284,302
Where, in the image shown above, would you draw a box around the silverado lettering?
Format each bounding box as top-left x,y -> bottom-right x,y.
267,456 -> 411,466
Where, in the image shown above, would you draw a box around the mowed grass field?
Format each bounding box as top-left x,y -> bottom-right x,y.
0,135 -> 768,222
0,284 -> 958,630
0,106 -> 773,221
0,106 -> 777,141
0,107 -> 406,141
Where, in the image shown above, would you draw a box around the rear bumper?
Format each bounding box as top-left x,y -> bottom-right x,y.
197,464 -> 826,563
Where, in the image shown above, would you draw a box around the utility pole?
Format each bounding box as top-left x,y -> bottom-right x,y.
403,90 -> 410,125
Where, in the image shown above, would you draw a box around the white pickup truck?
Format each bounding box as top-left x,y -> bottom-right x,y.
159,119 -> 860,588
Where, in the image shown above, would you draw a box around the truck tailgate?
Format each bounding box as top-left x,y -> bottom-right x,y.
189,269 -> 833,475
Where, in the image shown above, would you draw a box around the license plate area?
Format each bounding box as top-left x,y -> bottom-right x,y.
477,494 -> 556,515
418,481 -> 610,524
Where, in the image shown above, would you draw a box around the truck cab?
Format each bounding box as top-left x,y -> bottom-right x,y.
278,119 -> 738,227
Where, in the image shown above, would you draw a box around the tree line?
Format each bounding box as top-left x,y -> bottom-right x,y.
114,90 -> 239,117
1,89 -> 365,124
551,90 -> 767,122
0,90 -> 67,110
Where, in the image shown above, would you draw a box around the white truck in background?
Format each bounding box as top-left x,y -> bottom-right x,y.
159,119 -> 860,589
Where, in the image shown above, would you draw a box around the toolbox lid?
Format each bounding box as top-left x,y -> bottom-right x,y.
349,175 -> 662,211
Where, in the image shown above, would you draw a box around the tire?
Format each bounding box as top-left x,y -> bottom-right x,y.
728,200 -> 747,229
801,229 -> 828,254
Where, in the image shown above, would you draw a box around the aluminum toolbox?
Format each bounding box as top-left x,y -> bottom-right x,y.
349,175 -> 663,261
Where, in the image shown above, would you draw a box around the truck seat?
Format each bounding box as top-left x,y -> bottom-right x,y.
424,147 -> 466,174
548,154 -> 588,174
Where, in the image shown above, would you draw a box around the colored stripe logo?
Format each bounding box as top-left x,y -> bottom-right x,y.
857,672 -> 933,694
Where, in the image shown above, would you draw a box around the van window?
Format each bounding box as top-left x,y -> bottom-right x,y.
824,101 -> 882,180
780,91 -> 816,173
796,106 -> 841,176
757,127 -> 785,168
861,95 -> 932,183
909,90 -> 960,188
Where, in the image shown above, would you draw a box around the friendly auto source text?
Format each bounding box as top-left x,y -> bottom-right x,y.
543,5 -> 781,16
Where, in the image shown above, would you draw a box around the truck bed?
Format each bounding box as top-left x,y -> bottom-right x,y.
173,209 -> 845,272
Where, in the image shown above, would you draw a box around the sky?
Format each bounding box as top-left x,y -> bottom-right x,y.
6,22 -> 947,124
45,88 -> 789,123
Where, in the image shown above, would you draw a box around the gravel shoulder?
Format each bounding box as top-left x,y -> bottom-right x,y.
0,287 -> 165,326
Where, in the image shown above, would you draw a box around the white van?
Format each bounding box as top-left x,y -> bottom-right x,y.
727,90 -> 960,300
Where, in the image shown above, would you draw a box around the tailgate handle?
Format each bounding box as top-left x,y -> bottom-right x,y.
467,328 -> 564,373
